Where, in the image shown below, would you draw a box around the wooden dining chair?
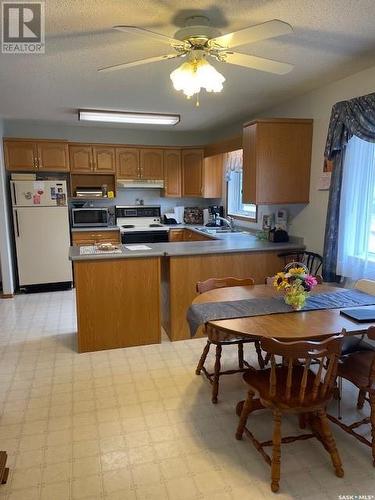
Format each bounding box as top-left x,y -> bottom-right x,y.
236,334 -> 344,493
195,277 -> 266,404
341,279 -> 375,360
277,250 -> 323,277
328,326 -> 375,466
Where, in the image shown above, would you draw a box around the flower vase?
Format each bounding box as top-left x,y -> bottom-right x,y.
284,288 -> 308,311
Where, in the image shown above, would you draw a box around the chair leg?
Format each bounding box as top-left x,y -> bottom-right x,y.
357,388 -> 367,409
317,408 -> 344,477
236,389 -> 255,440
212,344 -> 222,404
238,343 -> 244,369
271,410 -> 282,493
298,413 -> 307,429
370,391 -> 375,467
195,341 -> 211,375
254,340 -> 265,369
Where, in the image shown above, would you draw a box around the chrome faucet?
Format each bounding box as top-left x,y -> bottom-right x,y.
216,216 -> 235,231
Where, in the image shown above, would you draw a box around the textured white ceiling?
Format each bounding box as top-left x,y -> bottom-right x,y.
1,0 -> 375,132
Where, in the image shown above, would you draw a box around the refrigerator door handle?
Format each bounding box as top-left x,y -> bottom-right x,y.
14,209 -> 20,237
11,182 -> 17,205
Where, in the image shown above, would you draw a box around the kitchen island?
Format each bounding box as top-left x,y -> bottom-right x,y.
70,228 -> 304,351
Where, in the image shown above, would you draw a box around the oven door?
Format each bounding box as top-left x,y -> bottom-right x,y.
72,209 -> 108,227
121,231 -> 169,244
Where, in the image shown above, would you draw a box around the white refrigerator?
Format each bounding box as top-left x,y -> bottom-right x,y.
11,180 -> 73,288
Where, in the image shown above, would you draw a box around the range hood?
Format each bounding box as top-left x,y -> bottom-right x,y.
117,179 -> 164,189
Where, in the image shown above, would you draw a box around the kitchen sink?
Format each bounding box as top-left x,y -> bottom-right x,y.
196,227 -> 243,234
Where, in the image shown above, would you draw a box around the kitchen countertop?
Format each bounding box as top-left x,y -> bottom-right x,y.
71,226 -> 120,232
69,227 -> 304,261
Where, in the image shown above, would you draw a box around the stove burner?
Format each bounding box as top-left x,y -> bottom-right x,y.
122,224 -> 135,229
149,223 -> 163,228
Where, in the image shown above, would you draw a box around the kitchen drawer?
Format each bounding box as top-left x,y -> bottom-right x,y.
169,229 -> 184,242
72,230 -> 120,245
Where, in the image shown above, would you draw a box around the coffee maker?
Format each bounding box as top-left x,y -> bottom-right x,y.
206,205 -> 224,227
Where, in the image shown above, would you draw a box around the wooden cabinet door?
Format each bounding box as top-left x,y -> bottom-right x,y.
182,149 -> 204,197
69,145 -> 93,173
202,154 -> 223,198
169,229 -> 184,242
93,146 -> 115,173
37,142 -> 69,172
116,148 -> 140,179
140,149 -> 164,179
164,150 -> 181,197
4,141 -> 37,171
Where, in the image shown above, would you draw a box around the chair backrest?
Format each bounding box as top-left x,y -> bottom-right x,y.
354,279 -> 375,296
278,251 -> 323,276
196,277 -> 255,294
260,333 -> 344,406
366,327 -> 375,386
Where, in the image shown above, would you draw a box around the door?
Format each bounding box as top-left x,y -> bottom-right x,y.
182,149 -> 204,197
37,142 -> 69,172
93,146 -> 115,173
11,180 -> 68,207
140,149 -> 164,179
164,150 -> 181,197
14,207 -> 72,286
116,148 -> 140,179
4,141 -> 37,171
69,145 -> 93,173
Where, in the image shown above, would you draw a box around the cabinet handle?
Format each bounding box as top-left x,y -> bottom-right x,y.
38,157 -> 42,169
34,157 -> 38,168
14,210 -> 20,237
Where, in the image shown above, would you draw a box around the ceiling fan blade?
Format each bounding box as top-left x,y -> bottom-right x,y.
98,54 -> 179,73
113,26 -> 188,49
223,52 -> 293,75
210,20 -> 293,49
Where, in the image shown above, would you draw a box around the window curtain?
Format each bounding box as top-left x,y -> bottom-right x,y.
337,136 -> 375,279
323,92 -> 375,281
224,149 -> 243,181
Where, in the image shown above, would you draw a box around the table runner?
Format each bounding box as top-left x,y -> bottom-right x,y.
187,289 -> 375,337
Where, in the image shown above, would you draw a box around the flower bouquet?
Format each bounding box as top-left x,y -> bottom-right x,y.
273,263 -> 318,310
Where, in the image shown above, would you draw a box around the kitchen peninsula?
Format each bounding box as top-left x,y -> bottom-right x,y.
70,228 -> 304,352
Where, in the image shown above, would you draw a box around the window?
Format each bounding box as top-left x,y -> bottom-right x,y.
337,135 -> 375,279
227,171 -> 257,220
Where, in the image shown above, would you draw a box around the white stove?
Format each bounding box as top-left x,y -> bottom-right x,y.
115,206 -> 169,243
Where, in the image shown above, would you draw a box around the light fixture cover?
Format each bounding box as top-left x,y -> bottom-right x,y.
78,110 -> 180,125
170,58 -> 225,98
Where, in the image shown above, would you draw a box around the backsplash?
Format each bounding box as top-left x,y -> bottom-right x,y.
72,188 -> 222,216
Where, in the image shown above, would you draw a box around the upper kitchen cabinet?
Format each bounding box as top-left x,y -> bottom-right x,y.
37,142 -> 69,171
164,149 -> 181,197
92,146 -> 115,173
182,149 -> 204,197
202,154 -> 223,198
4,139 -> 69,172
69,144 -> 115,174
69,145 -> 92,173
116,148 -> 140,179
140,149 -> 164,180
242,118 -> 313,205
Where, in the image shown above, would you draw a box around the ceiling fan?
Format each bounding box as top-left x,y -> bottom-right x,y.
98,16 -> 294,103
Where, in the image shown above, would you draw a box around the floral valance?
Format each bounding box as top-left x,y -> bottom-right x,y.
224,149 -> 243,180
325,92 -> 375,160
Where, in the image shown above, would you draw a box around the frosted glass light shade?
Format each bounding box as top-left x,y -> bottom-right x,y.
170,58 -> 225,98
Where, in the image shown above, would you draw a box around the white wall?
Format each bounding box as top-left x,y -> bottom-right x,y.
255,65 -> 375,254
0,120 -> 15,294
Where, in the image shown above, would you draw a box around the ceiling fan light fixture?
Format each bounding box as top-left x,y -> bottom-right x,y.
170,58 -> 225,98
78,109 -> 180,126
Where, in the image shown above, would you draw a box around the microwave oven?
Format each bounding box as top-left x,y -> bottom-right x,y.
72,207 -> 109,227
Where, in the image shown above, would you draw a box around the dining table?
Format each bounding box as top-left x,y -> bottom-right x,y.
192,283 -> 375,341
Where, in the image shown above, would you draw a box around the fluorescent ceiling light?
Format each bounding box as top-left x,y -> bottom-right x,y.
78,110 -> 180,126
